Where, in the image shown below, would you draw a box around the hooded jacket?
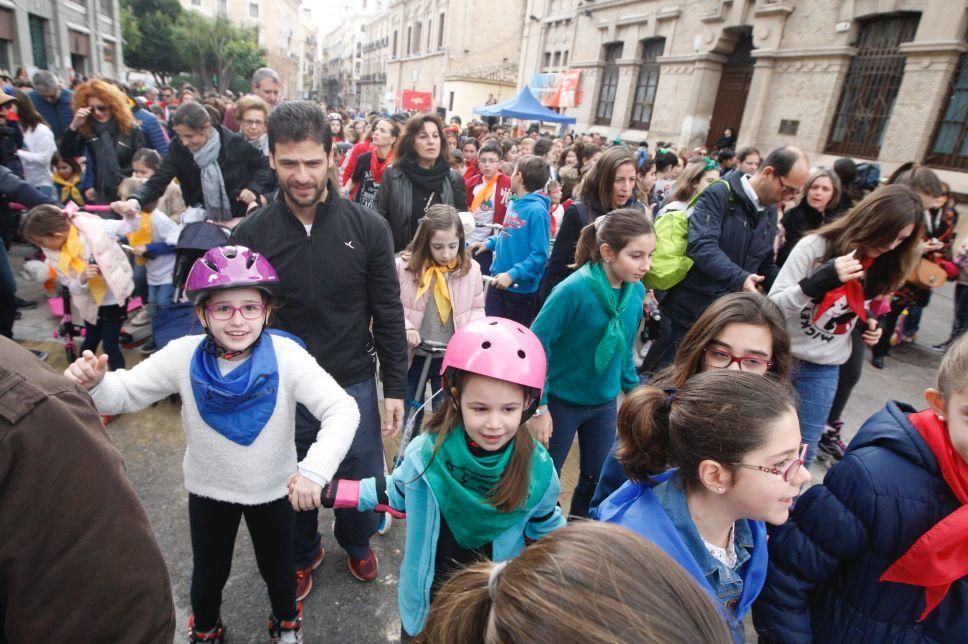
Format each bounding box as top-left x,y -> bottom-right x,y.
753,402 -> 967,643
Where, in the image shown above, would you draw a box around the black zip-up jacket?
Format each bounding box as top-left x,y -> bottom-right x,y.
230,187 -> 408,398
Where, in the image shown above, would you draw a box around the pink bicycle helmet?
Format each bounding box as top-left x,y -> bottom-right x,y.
184,245 -> 279,303
441,317 -> 547,394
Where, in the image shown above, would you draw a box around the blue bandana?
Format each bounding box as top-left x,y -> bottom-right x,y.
189,330 -> 304,446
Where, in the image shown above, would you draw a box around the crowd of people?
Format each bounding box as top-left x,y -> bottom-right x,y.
1,63 -> 967,644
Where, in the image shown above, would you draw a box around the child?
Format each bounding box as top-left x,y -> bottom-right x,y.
530,208 -> 656,518
320,317 -> 565,640
117,176 -> 178,354
51,153 -> 85,208
597,370 -> 811,640
754,334 -> 968,642
418,522 -> 732,644
397,204 -> 485,428
63,245 -> 361,643
21,204 -> 134,370
464,142 -> 512,276
546,178 -> 564,238
471,155 -> 551,326
592,291 -> 792,512
131,147 -> 186,221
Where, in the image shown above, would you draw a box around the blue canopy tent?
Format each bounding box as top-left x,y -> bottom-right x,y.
473,86 -> 576,124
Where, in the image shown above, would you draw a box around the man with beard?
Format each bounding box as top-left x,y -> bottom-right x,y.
231,101 -> 407,598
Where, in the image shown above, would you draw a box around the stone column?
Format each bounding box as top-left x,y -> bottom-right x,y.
736,55 -> 774,150
610,59 -> 640,134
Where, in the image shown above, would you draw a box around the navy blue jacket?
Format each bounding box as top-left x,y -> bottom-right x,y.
28,89 -> 74,141
753,402 -> 967,643
661,171 -> 779,326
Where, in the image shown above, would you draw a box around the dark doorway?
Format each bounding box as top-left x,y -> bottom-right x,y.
707,29 -> 754,149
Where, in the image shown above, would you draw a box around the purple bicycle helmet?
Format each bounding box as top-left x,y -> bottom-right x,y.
184,245 -> 280,303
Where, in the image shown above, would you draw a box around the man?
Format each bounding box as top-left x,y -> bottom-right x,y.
251,67 -> 283,109
0,337 -> 175,642
231,101 -> 407,598
659,146 -> 809,354
28,71 -> 74,141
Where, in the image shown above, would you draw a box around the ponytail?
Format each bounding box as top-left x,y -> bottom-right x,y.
887,161 -> 943,198
572,207 -> 655,268
414,563 -> 493,643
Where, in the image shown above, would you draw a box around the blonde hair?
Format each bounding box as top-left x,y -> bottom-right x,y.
938,334 -> 968,398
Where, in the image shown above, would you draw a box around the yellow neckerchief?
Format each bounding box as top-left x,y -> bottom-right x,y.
470,175 -> 498,212
52,172 -> 84,205
126,211 -> 153,265
57,224 -> 107,305
415,259 -> 458,324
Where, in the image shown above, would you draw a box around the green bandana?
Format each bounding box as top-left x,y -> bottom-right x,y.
421,426 -> 554,549
579,261 -> 634,373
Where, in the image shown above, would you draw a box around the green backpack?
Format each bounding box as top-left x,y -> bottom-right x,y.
645,179 -> 729,291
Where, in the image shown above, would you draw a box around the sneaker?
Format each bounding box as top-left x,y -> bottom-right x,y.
268,603 -> 304,644
187,615 -> 226,643
348,548 -> 379,582
931,340 -> 951,353
139,338 -> 157,355
29,349 -> 48,361
128,308 -> 151,326
294,544 -> 325,602
819,423 -> 847,462
15,297 -> 37,309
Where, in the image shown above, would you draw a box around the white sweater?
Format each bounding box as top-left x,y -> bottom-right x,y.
17,124 -> 55,189
91,333 -> 361,505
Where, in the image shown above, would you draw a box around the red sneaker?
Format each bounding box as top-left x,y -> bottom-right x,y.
294,544 -> 325,602
348,548 -> 379,582
187,614 -> 226,642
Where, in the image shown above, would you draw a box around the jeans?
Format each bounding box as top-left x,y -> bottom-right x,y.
292,377 -> 383,567
792,360 -> 840,467
82,304 -> 125,371
0,239 -> 16,338
484,287 -> 538,327
148,282 -> 175,337
546,396 -> 617,518
404,355 -> 443,433
828,325 -> 865,423
188,494 -> 296,631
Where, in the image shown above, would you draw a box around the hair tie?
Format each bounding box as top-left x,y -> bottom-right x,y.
488,561 -> 508,598
658,147 -> 671,155
593,214 -> 607,231
704,157 -> 718,172
662,386 -> 678,411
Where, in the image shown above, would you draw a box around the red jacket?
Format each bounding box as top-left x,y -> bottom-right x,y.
464,172 -> 512,226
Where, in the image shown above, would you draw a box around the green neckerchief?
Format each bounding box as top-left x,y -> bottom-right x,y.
421,426 -> 554,549
579,261 -> 634,373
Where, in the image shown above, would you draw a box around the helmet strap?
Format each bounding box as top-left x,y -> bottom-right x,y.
200,309 -> 268,360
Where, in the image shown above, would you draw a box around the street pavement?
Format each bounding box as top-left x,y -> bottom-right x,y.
7,240 -> 954,643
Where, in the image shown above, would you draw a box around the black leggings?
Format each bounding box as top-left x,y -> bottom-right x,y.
81,304 -> 125,371
828,325 -> 865,423
188,494 -> 297,631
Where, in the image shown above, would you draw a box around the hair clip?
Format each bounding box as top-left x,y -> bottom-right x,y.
662,386 -> 678,410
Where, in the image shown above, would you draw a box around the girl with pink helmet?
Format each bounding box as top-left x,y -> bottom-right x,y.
63,245 -> 361,644
318,316 -> 566,641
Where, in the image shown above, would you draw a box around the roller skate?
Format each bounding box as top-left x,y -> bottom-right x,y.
268,603 -> 304,644
187,615 -> 226,643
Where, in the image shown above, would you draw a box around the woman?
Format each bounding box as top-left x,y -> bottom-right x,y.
655,157 -> 720,217
111,102 -> 273,223
776,167 -> 841,267
769,185 -> 922,465
10,88 -> 56,198
558,145 -> 579,172
375,113 -> 466,252
60,79 -> 145,203
635,156 -> 656,208
328,113 -> 345,143
540,146 -> 646,299
650,148 -> 681,209
713,127 -> 736,151
234,94 -> 270,156
346,117 -> 399,211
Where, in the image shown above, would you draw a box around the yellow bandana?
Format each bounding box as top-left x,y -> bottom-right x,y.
415,260 -> 457,324
57,225 -> 107,305
470,176 -> 498,212
52,172 -> 84,206
126,211 -> 153,265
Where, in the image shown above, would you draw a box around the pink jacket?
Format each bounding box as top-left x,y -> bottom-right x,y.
395,256 -> 485,362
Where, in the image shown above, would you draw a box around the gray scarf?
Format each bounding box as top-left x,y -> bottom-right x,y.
92,120 -> 123,203
192,128 -> 232,221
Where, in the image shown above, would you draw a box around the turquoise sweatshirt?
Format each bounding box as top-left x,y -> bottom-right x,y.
531,266 -> 644,405
485,191 -> 550,294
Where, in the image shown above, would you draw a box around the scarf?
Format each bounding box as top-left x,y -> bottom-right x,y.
53,172 -> 84,206
881,410 -> 968,620
126,211 -> 154,265
579,261 -> 634,373
415,259 -> 457,324
91,120 -> 123,203
471,175 -> 498,212
189,331 -> 281,446
192,128 -> 232,222
813,255 -> 875,324
397,158 -> 451,195
370,149 -> 391,184
57,224 -> 107,305
421,426 -> 554,549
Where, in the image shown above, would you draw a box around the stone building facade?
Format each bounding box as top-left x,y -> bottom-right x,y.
520,0 -> 968,190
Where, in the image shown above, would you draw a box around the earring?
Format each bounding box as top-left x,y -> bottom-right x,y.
938,414 -> 945,421
718,487 -> 725,493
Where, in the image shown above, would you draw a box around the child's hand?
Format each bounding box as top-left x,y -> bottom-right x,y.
406,329 -> 421,349
64,350 -> 109,390
84,188 -> 97,203
287,473 -> 323,512
834,250 -> 864,283
468,242 -> 487,256
81,264 -> 100,283
862,317 -> 882,346
492,273 -> 513,289
132,245 -> 146,257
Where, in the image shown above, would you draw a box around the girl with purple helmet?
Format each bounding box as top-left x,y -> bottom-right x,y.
63,245 -> 362,643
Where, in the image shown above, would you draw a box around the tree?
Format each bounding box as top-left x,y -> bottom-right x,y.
172,15 -> 267,93
121,0 -> 188,85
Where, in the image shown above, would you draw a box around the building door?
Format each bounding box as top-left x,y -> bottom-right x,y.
707,29 -> 754,149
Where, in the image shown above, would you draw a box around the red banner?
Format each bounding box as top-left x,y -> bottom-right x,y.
401,90 -> 433,111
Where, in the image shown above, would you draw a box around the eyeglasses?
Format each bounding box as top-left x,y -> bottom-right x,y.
478,157 -> 501,165
90,104 -> 111,114
702,347 -> 773,374
241,118 -> 265,127
776,175 -> 800,199
205,302 -> 266,321
727,444 -> 808,483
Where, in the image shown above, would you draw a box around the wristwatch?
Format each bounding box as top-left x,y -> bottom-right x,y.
533,407 -> 547,416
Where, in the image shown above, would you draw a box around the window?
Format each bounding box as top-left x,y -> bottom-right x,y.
595,43 -> 623,125
407,26 -> 411,55
28,14 -> 48,70
249,3 -> 259,18
926,52 -> 968,170
825,14 -> 920,158
543,52 -> 552,69
0,9 -> 13,72
218,0 -> 227,16
192,0 -> 201,4
413,22 -> 422,54
392,30 -> 398,57
562,50 -> 569,66
427,19 -> 432,50
99,0 -> 113,16
629,38 -> 665,129
552,51 -> 561,67
438,13 -> 445,49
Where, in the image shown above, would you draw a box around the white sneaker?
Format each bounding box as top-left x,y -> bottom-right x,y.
128,308 -> 151,326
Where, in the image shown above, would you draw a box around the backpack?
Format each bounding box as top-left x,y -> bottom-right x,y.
645,179 -> 730,291
855,162 -> 881,191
